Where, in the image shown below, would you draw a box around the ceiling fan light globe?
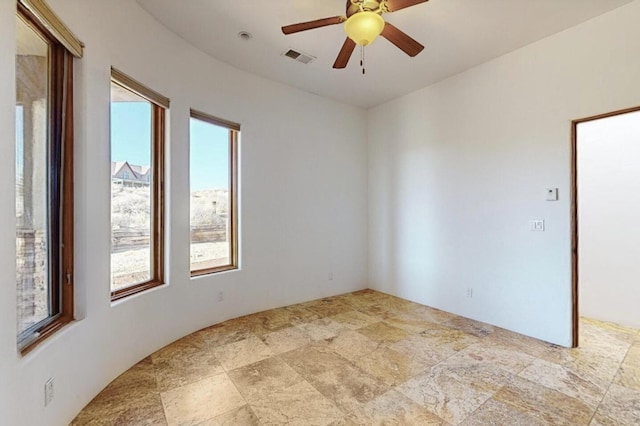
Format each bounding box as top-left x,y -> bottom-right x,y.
344,11 -> 385,46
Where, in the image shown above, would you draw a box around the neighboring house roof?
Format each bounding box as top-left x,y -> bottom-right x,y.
111,161 -> 126,176
129,164 -> 150,176
111,161 -> 150,182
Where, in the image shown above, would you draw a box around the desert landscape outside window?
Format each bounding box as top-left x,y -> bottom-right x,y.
110,68 -> 167,300
190,110 -> 239,276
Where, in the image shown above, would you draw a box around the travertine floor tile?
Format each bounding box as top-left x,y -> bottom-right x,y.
591,383 -> 640,425
329,310 -> 379,330
582,317 -> 638,341
352,303 -> 397,319
306,363 -> 390,413
353,346 -> 430,386
339,289 -> 381,308
397,367 -> 492,425
280,342 -> 353,380
305,299 -> 355,317
151,333 -> 205,362
460,399 -> 543,426
384,313 -> 440,333
346,389 -> 446,425
538,346 -> 622,390
71,291 -> 640,426
483,327 -> 553,358
279,305 -> 321,325
518,358 -> 606,409
434,353 -> 515,394
198,405 -> 260,426
260,326 -> 312,355
249,380 -> 343,426
493,376 -> 594,425
409,305 -> 457,325
103,357 -> 158,398
74,356 -> 158,419
228,357 -> 303,404
295,318 -> 345,341
323,329 -> 381,363
578,318 -> 635,362
444,317 -> 495,338
454,341 -> 536,375
227,309 -> 293,336
419,323 -> 480,352
152,334 -> 224,392
373,295 -> 420,314
614,343 -> 640,391
161,373 -> 245,426
212,335 -> 273,371
72,392 -> 167,426
392,335 -> 455,367
234,311 -> 294,337
197,322 -> 252,348
357,321 -> 411,345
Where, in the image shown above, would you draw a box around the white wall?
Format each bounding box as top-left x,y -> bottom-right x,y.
578,111 -> 640,328
368,1 -> 640,347
0,1 -> 368,424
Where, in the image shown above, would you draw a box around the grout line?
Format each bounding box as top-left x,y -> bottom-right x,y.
587,341 -> 633,425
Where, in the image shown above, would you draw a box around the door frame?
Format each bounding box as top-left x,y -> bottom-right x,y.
570,105 -> 640,347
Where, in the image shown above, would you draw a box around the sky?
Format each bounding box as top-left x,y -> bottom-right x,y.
111,102 -> 230,190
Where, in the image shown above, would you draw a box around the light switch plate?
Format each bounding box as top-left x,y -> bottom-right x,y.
530,220 -> 545,231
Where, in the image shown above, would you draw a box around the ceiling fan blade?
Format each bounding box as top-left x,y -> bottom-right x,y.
333,37 -> 356,69
282,16 -> 346,35
381,22 -> 424,57
384,0 -> 429,12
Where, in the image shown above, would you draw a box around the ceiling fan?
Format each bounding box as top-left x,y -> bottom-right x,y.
281,0 -> 428,69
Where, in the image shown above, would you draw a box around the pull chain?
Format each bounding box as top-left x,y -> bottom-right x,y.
360,45 -> 366,75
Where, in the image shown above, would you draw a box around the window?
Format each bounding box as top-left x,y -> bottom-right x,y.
16,1 -> 80,353
190,110 -> 239,276
110,68 -> 168,300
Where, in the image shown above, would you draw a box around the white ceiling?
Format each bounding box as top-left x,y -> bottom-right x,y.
137,0 -> 632,108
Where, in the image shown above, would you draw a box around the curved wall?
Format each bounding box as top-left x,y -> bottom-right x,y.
0,1 -> 368,424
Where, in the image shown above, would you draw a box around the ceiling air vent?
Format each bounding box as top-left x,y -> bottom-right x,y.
283,48 -> 315,65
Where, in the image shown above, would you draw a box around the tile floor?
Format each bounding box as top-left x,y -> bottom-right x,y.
71,289 -> 640,425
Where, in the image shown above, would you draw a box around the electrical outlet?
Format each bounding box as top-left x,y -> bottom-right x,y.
44,378 -> 54,407
217,291 -> 224,302
466,288 -> 473,298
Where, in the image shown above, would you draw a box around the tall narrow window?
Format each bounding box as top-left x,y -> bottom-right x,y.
190,110 -> 239,276
110,68 -> 168,300
16,1 -> 80,353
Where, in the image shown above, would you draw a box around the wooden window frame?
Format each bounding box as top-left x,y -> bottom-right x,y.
17,4 -> 75,355
18,0 -> 83,58
189,109 -> 239,277
110,69 -> 168,301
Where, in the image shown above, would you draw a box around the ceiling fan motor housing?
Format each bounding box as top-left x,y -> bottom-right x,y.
347,0 -> 383,17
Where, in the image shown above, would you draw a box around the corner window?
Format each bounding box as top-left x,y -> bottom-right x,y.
110,68 -> 168,300
16,1 -> 80,353
190,110 -> 239,276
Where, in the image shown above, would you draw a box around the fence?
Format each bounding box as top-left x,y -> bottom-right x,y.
111,225 -> 227,252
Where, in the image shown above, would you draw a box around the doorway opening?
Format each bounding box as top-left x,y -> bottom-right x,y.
571,106 -> 640,347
